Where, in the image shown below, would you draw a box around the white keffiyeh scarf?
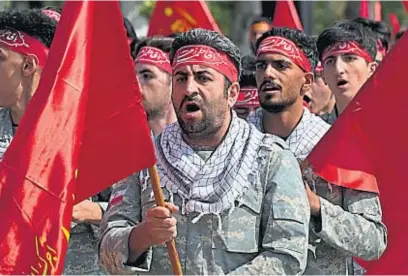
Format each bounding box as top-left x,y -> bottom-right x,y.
154,112 -> 264,216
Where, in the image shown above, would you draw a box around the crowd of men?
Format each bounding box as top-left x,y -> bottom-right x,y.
0,4 -> 403,275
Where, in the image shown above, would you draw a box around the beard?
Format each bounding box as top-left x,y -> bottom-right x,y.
260,94 -> 297,114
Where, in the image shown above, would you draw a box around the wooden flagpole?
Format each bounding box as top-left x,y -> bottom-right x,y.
148,165 -> 183,275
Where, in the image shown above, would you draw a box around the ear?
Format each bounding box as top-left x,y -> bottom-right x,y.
301,72 -> 314,96
22,55 -> 40,77
227,82 -> 240,107
368,61 -> 377,77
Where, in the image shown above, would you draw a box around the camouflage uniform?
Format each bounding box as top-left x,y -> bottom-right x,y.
248,107 -> 387,274
0,108 -> 109,275
99,125 -> 311,275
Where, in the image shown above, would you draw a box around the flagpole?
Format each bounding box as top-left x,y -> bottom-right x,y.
148,165 -> 183,276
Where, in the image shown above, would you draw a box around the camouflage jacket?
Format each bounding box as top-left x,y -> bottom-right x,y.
0,108 -> 110,275
248,107 -> 387,274
99,135 -> 311,275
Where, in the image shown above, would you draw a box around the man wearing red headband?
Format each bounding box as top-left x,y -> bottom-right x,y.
317,21 -> 378,121
133,36 -> 176,135
100,28 -> 310,275
233,55 -> 259,119
248,27 -> 386,274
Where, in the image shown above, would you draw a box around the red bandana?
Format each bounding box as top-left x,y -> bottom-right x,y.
256,36 -> 312,72
322,41 -> 373,63
172,45 -> 238,82
235,87 -> 259,109
315,61 -> 323,74
0,28 -> 48,68
135,46 -> 172,74
42,10 -> 61,22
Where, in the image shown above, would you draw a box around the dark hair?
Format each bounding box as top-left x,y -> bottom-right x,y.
316,20 -> 377,61
0,9 -> 57,48
240,55 -> 257,87
169,28 -> 242,80
256,27 -> 319,72
250,16 -> 272,26
124,17 -> 137,41
352,17 -> 391,51
134,36 -> 174,58
396,29 -> 406,41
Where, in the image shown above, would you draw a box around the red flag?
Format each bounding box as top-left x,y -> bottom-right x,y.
360,0 -> 369,18
388,13 -> 401,35
403,0 -> 408,14
147,0 -> 221,36
272,0 -> 303,30
306,30 -> 408,274
374,1 -> 382,21
0,1 -> 155,274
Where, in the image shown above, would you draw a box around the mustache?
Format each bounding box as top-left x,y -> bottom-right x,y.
260,80 -> 281,91
180,93 -> 203,107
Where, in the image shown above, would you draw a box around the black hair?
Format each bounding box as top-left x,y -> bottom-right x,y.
396,29 -> 406,41
256,27 -> 319,72
352,17 -> 391,51
169,28 -> 242,80
0,9 -> 57,48
124,17 -> 137,41
133,36 -> 174,58
316,20 -> 377,62
239,55 -> 257,87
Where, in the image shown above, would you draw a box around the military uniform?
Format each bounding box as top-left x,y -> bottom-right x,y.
99,121 -> 311,275
248,107 -> 388,274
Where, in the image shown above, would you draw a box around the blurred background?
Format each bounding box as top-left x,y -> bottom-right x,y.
2,1 -> 407,55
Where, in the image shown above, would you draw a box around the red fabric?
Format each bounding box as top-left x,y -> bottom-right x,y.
257,36 -> 312,72
42,9 -> 61,22
147,0 -> 221,36
388,13 -> 401,35
360,0 -> 369,18
374,1 -> 382,21
172,45 -> 238,82
135,46 -> 172,74
322,41 -> 373,63
306,31 -> 408,274
0,28 -> 48,68
0,1 -> 155,273
272,0 -> 303,30
235,88 -> 259,109
302,101 -> 311,111
403,0 -> 408,14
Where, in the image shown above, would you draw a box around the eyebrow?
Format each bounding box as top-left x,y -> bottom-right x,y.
256,59 -> 292,65
137,69 -> 152,74
174,71 -> 188,77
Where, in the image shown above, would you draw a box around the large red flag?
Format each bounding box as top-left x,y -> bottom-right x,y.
0,1 -> 155,274
403,0 -> 408,14
388,13 -> 401,35
147,0 -> 221,36
306,31 -> 408,274
360,0 -> 370,18
272,0 -> 303,30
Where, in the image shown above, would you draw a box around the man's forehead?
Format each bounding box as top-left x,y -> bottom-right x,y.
256,52 -> 293,63
135,62 -> 162,73
174,64 -> 218,75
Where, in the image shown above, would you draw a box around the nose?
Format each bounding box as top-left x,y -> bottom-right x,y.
334,57 -> 346,75
264,63 -> 278,80
184,77 -> 199,97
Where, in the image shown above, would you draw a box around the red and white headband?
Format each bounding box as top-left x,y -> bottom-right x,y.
235,87 -> 259,109
172,45 -> 238,83
135,46 -> 172,74
42,9 -> 61,22
0,28 -> 48,68
322,41 -> 373,63
256,36 -> 312,72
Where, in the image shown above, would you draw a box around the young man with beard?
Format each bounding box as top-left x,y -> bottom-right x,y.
316,21 -> 378,121
133,36 -> 176,135
233,55 -> 260,119
248,27 -> 387,274
99,28 -> 310,275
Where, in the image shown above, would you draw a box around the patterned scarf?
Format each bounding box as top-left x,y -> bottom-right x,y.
247,107 -> 330,162
154,112 -> 264,215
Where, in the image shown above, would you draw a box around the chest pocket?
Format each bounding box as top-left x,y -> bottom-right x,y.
139,173 -> 172,218
212,187 -> 263,253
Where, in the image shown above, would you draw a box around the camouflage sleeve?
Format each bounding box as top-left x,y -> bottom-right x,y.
98,173 -> 152,274
228,149 -> 310,275
312,187 -> 387,260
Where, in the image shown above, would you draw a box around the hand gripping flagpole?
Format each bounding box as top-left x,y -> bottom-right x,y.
148,165 -> 183,275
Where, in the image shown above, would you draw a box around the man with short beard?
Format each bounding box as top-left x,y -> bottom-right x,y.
133,36 -> 176,135
316,21 -> 378,121
99,28 -> 310,275
248,27 -> 387,274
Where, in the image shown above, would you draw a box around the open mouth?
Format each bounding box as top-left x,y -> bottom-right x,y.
303,95 -> 311,104
185,102 -> 201,113
337,79 -> 348,87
